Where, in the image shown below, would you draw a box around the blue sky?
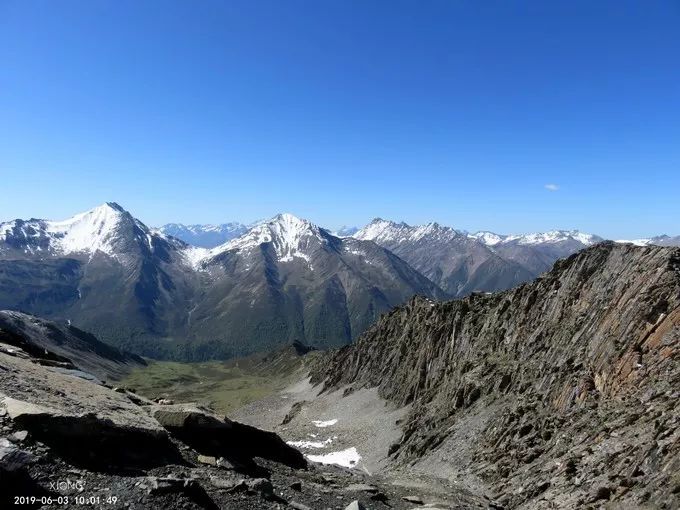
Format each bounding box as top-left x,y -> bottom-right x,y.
0,1 -> 678,238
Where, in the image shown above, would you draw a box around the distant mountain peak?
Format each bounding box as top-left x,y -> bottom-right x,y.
355,218 -> 463,244
221,212 -> 325,263
333,225 -> 359,237
159,221 -> 248,248
468,231 -> 505,246
476,229 -> 602,247
0,203 -> 145,257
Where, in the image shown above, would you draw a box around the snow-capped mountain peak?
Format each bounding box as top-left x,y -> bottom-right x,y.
0,202 -> 145,257
468,231 -> 506,246
468,229 -> 602,247
201,212 -> 327,264
615,238 -> 651,246
46,202 -> 133,255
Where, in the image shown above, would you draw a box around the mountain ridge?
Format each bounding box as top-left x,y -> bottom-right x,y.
311,242 -> 680,508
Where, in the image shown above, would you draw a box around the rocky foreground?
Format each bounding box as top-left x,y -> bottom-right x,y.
0,312 -> 483,509
311,242 -> 680,509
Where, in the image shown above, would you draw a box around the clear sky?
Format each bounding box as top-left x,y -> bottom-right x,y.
1,1 -> 678,238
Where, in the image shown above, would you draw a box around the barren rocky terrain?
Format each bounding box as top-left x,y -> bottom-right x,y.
310,242 -> 680,508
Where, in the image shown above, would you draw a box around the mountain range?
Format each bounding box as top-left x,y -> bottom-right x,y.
0,204 -> 442,359
353,219 -> 605,296
1,203 -> 678,360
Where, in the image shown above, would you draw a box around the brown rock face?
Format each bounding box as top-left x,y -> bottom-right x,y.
312,242 -> 680,508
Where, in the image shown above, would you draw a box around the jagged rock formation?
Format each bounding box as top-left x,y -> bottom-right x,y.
312,242 -> 680,508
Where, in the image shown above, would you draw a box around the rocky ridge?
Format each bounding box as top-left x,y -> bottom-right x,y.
312,242 -> 680,508
0,310 -> 145,381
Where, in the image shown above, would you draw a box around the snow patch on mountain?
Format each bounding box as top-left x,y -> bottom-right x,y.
615,239 -> 651,246
287,437 -> 335,449
307,447 -> 361,468
182,246 -> 211,269
312,419 -> 338,428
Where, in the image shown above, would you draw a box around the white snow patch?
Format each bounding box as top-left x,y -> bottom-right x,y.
183,246 -> 211,269
307,447 -> 361,468
312,419 -> 338,428
287,437 -> 334,449
615,239 -> 650,246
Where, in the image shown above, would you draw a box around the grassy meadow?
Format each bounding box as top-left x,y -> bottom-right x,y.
117,347 -> 314,415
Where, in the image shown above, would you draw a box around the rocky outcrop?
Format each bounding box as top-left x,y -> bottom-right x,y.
0,346 -> 176,469
0,310 -> 145,381
150,403 -> 307,471
312,242 -> 680,508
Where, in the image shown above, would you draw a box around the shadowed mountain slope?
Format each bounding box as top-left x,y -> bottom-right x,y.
0,310 -> 145,380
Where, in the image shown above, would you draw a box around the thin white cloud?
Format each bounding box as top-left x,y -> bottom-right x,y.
544,183 -> 560,191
